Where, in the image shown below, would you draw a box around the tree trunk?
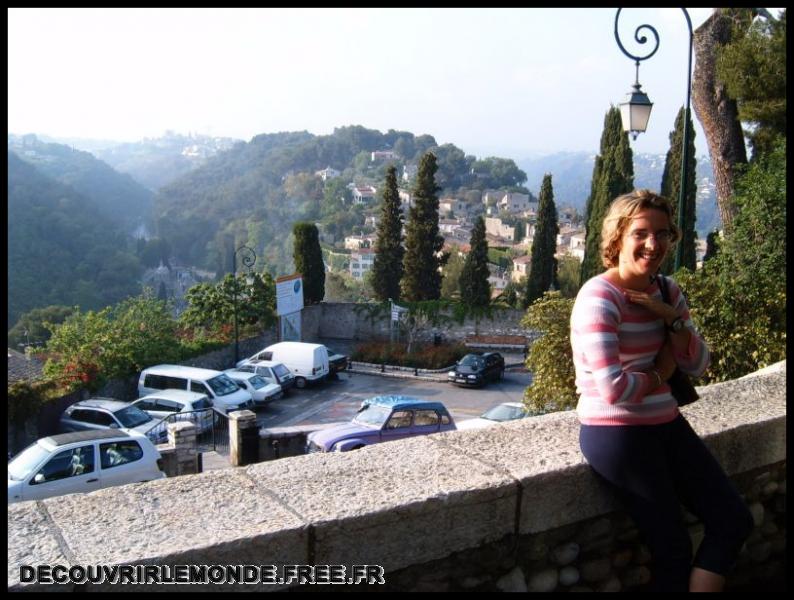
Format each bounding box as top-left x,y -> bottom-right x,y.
691,10 -> 748,233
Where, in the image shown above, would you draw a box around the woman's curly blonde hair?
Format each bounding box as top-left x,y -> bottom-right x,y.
600,189 -> 680,268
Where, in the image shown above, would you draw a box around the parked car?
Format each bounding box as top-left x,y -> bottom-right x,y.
138,365 -> 254,415
448,352 -> 505,387
234,360 -> 296,394
224,370 -> 283,406
306,396 -> 456,453
237,342 -> 329,389
456,402 -> 530,430
130,389 -> 214,436
8,430 -> 165,504
59,399 -> 168,444
323,346 -> 349,378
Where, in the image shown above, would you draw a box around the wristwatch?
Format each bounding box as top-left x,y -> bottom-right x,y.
667,317 -> 685,333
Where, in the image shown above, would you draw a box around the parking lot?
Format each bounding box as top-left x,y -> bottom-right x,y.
252,367 -> 534,430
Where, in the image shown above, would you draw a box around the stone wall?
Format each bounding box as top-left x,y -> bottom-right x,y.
304,302 -> 529,344
7,361 -> 785,592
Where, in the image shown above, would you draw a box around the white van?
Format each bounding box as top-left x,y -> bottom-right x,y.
239,342 -> 329,389
138,365 -> 254,415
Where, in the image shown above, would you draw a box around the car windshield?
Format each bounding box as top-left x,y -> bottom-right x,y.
353,405 -> 392,427
208,374 -> 241,397
482,404 -> 526,422
248,375 -> 268,390
459,355 -> 484,368
8,443 -> 51,481
272,364 -> 290,378
115,405 -> 154,427
325,347 -> 338,356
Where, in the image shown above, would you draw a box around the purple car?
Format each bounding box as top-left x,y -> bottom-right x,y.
305,396 -> 456,453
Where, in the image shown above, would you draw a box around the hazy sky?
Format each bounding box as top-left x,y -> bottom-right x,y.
7,8 -> 778,158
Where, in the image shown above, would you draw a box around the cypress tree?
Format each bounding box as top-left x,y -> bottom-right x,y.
703,228 -> 720,263
401,152 -> 444,301
371,165 -> 404,302
459,216 -> 491,308
580,106 -> 634,284
659,107 -> 698,274
525,174 -> 559,307
292,222 -> 325,304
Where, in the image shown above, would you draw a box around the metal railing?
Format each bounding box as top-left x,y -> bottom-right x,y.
146,408 -> 230,455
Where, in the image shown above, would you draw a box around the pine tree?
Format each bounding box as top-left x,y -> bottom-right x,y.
580,106 -> 634,284
659,107 -> 698,274
401,152 -> 444,301
459,216 -> 491,308
525,174 -> 559,307
371,165 -> 404,302
292,222 -> 325,304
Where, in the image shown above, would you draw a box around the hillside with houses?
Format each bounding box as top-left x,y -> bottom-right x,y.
8,125 -> 718,331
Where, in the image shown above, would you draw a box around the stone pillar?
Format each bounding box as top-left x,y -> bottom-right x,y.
160,421 -> 198,477
229,410 -> 259,467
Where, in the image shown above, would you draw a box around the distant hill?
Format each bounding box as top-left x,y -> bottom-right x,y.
517,151 -> 720,237
151,126 -> 531,276
92,132 -> 243,192
7,134 -> 154,232
7,152 -> 142,329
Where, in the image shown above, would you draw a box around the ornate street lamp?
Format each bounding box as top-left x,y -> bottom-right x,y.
233,245 -> 256,365
614,8 -> 693,271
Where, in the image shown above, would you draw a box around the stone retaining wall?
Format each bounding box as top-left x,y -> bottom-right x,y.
8,361 -> 785,592
303,302 -> 531,344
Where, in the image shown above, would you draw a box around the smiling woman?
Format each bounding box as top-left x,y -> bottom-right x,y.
570,189 -> 753,592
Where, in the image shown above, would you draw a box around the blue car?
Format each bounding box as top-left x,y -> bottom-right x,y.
305,396 -> 456,453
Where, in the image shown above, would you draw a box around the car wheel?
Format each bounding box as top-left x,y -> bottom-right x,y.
295,377 -> 307,389
351,445 -> 364,451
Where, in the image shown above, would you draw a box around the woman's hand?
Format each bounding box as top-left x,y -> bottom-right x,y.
624,289 -> 679,324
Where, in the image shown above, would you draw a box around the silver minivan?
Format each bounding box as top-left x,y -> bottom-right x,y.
131,389 -> 214,435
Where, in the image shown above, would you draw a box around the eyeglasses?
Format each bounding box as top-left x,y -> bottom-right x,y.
628,230 -> 673,243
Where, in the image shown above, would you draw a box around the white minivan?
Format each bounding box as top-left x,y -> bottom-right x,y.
237,342 -> 329,389
138,365 -> 254,415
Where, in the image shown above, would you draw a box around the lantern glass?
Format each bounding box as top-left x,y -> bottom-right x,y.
619,85 -> 653,136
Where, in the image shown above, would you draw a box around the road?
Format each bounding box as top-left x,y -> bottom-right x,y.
252,368 -> 534,429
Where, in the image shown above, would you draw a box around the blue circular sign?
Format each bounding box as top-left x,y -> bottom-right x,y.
294,280 -> 301,294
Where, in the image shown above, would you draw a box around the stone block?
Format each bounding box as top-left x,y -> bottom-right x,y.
246,435 -> 518,574
8,502 -> 75,591
34,470 -> 307,592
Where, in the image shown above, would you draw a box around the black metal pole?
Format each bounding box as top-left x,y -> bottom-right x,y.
675,9 -> 694,273
233,251 -> 239,365
615,8 -> 693,271
232,245 -> 256,366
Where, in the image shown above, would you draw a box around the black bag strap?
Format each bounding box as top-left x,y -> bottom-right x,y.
657,273 -> 671,305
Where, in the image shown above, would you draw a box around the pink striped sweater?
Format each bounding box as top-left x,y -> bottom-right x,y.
570,274 -> 710,426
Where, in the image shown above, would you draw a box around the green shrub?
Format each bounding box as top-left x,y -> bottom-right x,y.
675,138 -> 786,383
352,341 -> 467,370
521,291 -> 578,414
7,379 -> 62,425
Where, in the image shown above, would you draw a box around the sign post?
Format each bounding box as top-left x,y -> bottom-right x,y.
275,274 -> 304,342
390,300 -> 408,344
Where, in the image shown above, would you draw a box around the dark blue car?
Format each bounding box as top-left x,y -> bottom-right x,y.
448,352 -> 505,387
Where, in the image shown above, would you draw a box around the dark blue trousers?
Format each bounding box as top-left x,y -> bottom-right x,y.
580,415 -> 754,592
